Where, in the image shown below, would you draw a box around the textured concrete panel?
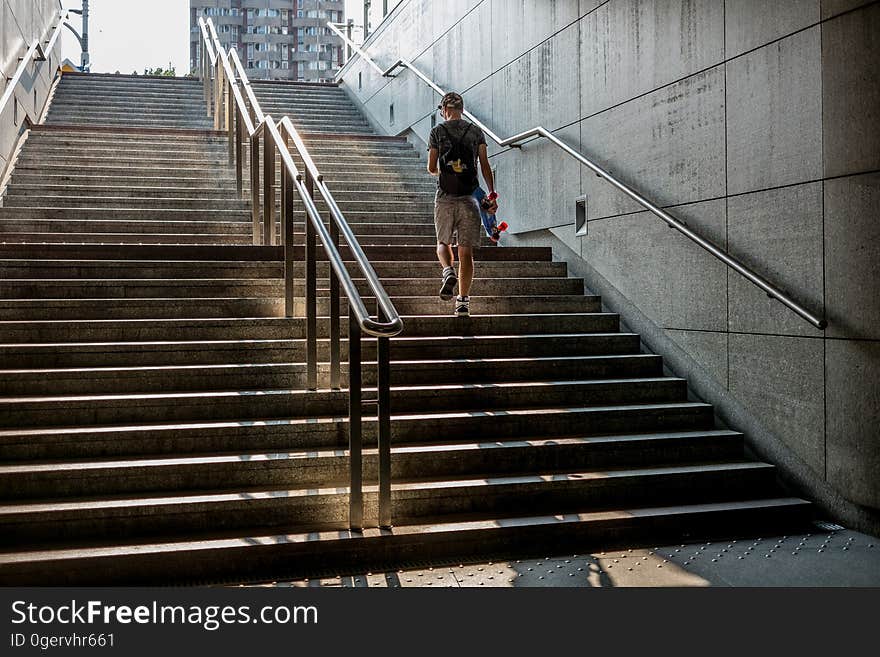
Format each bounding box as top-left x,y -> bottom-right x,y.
579,66 -> 726,220
390,51 -> 438,132
727,183 -> 825,336
579,0 -> 724,116
726,27 -> 822,195
429,0 -> 483,51
728,334 -> 825,475
431,0 -> 492,93
490,0 -> 581,71
826,340 -> 880,509
344,56 -> 384,108
393,0 -> 435,61
580,199 -> 728,331
361,82 -> 397,134
822,3 -> 880,178
493,124 -> 580,235
821,0 -> 875,18
579,0 -> 605,16
666,329 -> 728,387
489,23 -> 580,136
725,0 -> 820,58
1,0 -> 30,80
824,173 -> 880,340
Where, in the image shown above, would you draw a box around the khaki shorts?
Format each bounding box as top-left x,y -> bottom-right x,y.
434,194 -> 481,248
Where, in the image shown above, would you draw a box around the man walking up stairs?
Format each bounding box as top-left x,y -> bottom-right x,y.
0,73 -> 812,585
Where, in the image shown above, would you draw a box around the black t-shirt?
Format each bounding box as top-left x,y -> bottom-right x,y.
429,119 -> 487,199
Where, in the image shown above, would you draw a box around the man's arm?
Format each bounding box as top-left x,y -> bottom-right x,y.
478,143 -> 495,193
427,147 -> 439,176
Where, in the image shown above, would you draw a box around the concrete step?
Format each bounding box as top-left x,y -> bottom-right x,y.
301,134 -> 406,146
0,497 -> 812,585
0,296 -> 281,320
0,259 -> 567,281
0,294 -> 597,320
12,162 -> 231,177
48,106 -> 208,119
291,153 -> 422,168
286,118 -> 371,130
22,142 -> 228,158
320,181 -> 437,194
3,195 -> 434,217
14,152 -> 229,168
0,333 -> 636,370
45,117 -> 214,129
293,126 -> 375,135
59,74 -> 203,86
45,109 -> 209,123
252,89 -> 349,100
0,462 -> 779,550
0,232 -> 444,249
25,129 -> 226,145
5,184 -> 243,200
275,161 -> 424,176
2,196 -> 248,212
0,243 -> 551,262
0,401 -> 717,461
0,276 -> 583,300
0,429 -> 744,499
300,140 -> 418,153
0,208 -> 249,222
0,312 -> 610,344
22,142 -> 229,165
259,107 -> 367,121
0,233 -> 251,246
0,377 -> 688,429
0,353 -> 663,396
9,173 -> 236,190
51,94 -> 207,109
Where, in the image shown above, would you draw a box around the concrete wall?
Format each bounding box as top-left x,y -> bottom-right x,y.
0,0 -> 65,182
337,0 -> 880,528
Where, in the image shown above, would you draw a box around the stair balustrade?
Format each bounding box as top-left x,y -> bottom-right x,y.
198,17 -> 402,530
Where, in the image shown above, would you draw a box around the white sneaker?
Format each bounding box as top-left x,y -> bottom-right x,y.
439,267 -> 457,300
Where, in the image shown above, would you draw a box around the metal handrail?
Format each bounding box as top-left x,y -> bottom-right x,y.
0,11 -> 68,200
327,22 -> 827,331
278,116 -> 402,337
0,10 -> 66,121
199,18 -> 401,530
228,49 -> 265,126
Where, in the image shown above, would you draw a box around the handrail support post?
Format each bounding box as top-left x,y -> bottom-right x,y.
305,171 -> 318,391
377,310 -> 392,529
283,168 -> 295,317
262,126 -> 275,246
348,312 -> 364,531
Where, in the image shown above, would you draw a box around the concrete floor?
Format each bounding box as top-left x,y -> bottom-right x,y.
250,525 -> 880,587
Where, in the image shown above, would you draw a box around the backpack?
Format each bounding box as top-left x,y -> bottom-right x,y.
437,122 -> 479,196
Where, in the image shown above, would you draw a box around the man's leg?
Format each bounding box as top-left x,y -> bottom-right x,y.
434,202 -> 458,300
457,246 -> 474,297
436,242 -> 455,269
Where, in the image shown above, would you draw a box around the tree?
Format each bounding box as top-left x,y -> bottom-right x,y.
143,62 -> 176,77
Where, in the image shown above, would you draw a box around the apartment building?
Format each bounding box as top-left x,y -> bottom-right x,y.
189,1 -> 345,82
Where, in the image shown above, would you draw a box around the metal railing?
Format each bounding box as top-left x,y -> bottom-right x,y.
0,10 -> 68,195
327,22 -> 827,331
198,18 -> 403,530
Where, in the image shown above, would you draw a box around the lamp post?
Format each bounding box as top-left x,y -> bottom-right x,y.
66,0 -> 90,72
363,0 -> 371,39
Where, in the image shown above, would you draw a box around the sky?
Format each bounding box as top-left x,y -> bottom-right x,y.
62,1 -> 366,76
